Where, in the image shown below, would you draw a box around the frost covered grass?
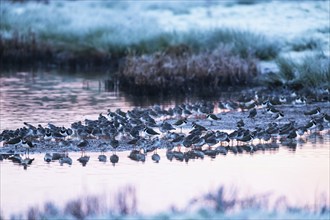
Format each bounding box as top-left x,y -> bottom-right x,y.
1,0 -> 328,90
6,186 -> 329,220
0,0 -> 280,68
290,37 -> 322,52
263,52 -> 330,89
119,46 -> 258,95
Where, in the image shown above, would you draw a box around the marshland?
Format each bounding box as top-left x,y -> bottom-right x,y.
1,0 -> 330,219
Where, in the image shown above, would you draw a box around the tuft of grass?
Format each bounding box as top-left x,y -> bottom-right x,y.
119,46 -> 258,95
263,52 -> 330,88
316,26 -> 330,34
235,0 -> 271,5
290,37 -> 321,52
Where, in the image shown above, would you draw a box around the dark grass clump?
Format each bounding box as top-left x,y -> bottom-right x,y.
262,52 -> 330,89
235,0 -> 271,5
290,37 -> 321,52
0,34 -> 116,71
129,29 -> 281,60
119,46 -> 258,96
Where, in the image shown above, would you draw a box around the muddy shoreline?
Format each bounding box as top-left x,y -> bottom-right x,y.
1,101 -> 329,154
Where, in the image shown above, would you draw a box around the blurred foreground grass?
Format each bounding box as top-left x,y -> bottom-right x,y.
4,186 -> 329,220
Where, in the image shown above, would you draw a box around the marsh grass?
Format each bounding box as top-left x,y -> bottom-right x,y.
316,26 -> 330,34
263,52 -> 330,88
1,27 -> 280,67
119,46 -> 258,95
1,1 -> 280,68
290,37 -> 322,52
9,186 -> 137,220
7,186 -> 330,220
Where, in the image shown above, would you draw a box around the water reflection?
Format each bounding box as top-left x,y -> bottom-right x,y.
1,140 -> 329,217
0,71 -> 125,130
0,70 -> 209,130
1,70 -> 330,218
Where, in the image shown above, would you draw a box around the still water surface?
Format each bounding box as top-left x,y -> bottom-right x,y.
1,141 -> 329,217
0,71 -> 329,217
0,70 -> 191,130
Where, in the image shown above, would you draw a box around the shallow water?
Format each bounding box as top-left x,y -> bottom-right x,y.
1,137 -> 329,217
1,71 -> 330,218
0,70 -> 191,131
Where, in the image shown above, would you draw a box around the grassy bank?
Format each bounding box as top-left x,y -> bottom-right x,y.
1,1 -> 280,68
1,0 -> 329,94
0,28 -> 280,67
4,186 -> 329,220
262,52 -> 330,90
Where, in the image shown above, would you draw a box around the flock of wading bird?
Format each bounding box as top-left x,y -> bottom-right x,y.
1,93 -> 329,168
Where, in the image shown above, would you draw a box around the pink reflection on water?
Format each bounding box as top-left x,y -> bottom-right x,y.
1,142 -> 329,218
0,71 -> 132,130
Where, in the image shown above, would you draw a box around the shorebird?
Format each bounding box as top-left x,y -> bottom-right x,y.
128,149 -> 145,162
44,153 -> 52,163
23,122 -> 37,136
172,150 -> 184,161
44,129 -> 53,141
110,138 -> 119,152
151,152 -> 160,163
59,154 -> 72,165
21,140 -> 34,155
206,113 -> 221,126
304,119 -> 317,133
247,108 -> 257,119
323,113 -> 330,125
223,101 -> 238,111
50,152 -> 64,160
110,154 -> 119,166
173,118 -> 187,133
191,122 -> 207,132
77,155 -> 90,166
237,133 -> 254,145
215,146 -> 228,155
4,136 -> 22,149
171,134 -> 185,151
143,127 -> 160,139
20,157 -> 35,170
304,107 -> 321,116
273,112 -> 284,120
287,130 -> 297,141
215,131 -> 230,146
294,96 -> 306,105
266,106 -> 281,115
77,140 -> 88,156
159,121 -> 176,134
98,154 -> 107,162
236,119 -> 245,128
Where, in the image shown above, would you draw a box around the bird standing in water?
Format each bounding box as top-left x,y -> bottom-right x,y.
110,154 -> 119,166
207,113 -> 221,126
152,152 -> 160,163
21,140 -> 34,155
77,140 -> 88,156
248,108 -> 257,120
173,118 -> 187,133
77,155 -> 89,166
